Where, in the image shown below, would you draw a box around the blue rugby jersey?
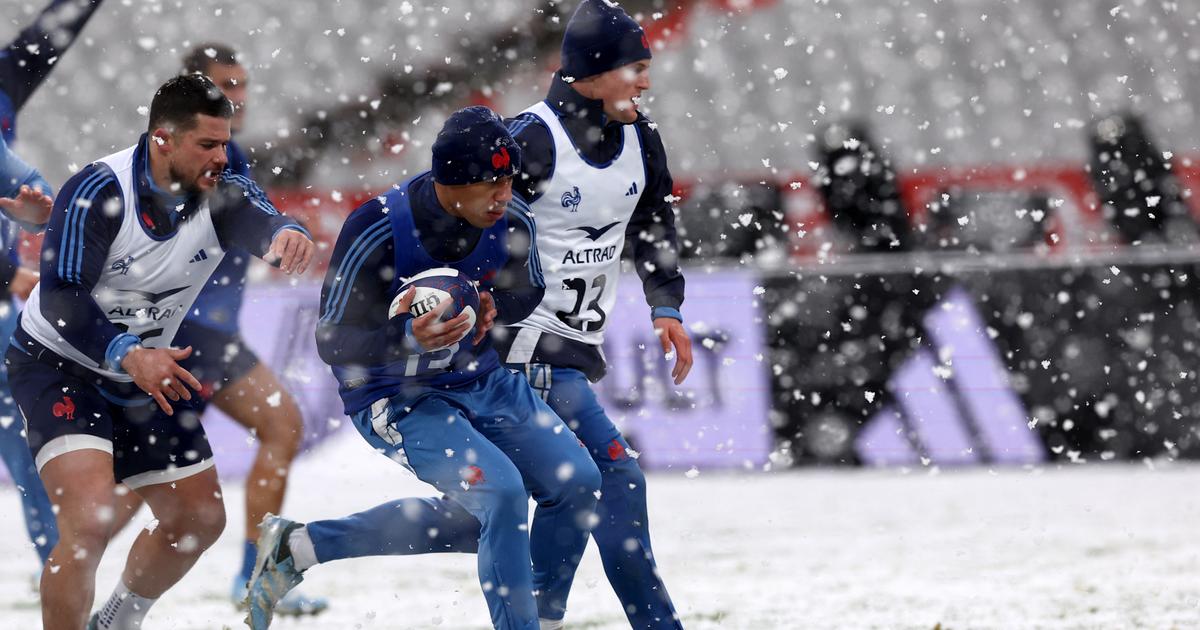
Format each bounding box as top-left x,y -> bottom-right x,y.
316,171 -> 544,414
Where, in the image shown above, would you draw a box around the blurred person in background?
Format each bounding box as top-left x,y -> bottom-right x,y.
1088,111 -> 1197,245
493,1 -> 693,627
0,0 -> 106,575
172,42 -> 328,618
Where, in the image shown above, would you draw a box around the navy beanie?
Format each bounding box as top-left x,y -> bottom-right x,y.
431,106 -> 521,186
561,0 -> 652,80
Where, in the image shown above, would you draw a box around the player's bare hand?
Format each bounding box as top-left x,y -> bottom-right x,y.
472,290 -> 497,345
0,184 -> 53,228
654,317 -> 693,385
9,267 -> 38,300
409,293 -> 472,350
122,346 -> 202,415
264,228 -> 314,275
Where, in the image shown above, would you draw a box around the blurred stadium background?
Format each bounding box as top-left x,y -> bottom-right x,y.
3,0 -> 1200,628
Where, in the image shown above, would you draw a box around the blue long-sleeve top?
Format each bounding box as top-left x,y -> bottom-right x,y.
505,71 -> 685,315
31,134 -> 305,368
0,0 -> 106,144
316,171 -> 544,413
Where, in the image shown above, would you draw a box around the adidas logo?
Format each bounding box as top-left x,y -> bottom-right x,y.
188,249 -> 209,263
854,288 -> 1045,467
625,182 -> 638,196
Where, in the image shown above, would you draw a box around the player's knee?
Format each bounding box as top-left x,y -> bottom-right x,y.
188,498 -> 227,549
160,495 -> 226,549
486,475 -> 530,524
259,399 -> 304,458
60,514 -> 111,553
494,475 -> 529,509
49,494 -> 118,547
602,454 -> 647,499
553,452 -> 602,506
576,456 -> 603,498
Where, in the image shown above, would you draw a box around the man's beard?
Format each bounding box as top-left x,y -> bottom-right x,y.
168,162 -> 205,195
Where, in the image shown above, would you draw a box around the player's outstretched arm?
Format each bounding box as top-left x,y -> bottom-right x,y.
628,121 -> 690,384
0,185 -> 53,230
211,171 -> 311,265
0,133 -> 53,230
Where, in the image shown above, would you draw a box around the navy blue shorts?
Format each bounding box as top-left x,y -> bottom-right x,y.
5,345 -> 214,489
174,320 -> 261,400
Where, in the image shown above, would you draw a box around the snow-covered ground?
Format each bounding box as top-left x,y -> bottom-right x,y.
1,432 -> 1197,629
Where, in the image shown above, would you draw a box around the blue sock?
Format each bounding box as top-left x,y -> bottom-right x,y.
238,539 -> 257,583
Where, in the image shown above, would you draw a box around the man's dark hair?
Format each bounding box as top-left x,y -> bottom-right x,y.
181,42 -> 240,75
147,74 -> 233,134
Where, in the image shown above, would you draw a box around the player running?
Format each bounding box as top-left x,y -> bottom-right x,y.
243,106 -> 601,630
5,74 -> 313,630
494,2 -> 694,627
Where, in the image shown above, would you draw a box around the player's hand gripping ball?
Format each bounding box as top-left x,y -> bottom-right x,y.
389,267 -> 480,349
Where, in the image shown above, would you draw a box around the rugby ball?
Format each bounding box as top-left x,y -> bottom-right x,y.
388,267 -> 479,346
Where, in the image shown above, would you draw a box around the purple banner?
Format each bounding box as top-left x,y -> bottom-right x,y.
202,283 -> 346,481
1,270 -> 773,485
595,270 -> 773,470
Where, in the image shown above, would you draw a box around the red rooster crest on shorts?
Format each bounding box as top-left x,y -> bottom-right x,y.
491,146 -> 511,170
52,395 -> 76,421
464,465 -> 486,486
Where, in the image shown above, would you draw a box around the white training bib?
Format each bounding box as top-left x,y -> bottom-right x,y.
21,145 -> 224,381
509,101 -> 646,346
